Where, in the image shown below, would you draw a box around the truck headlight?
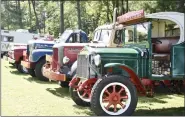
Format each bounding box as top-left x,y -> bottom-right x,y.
94,54 -> 101,66
63,56 -> 70,64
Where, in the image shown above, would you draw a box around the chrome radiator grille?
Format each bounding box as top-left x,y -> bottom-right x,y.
76,54 -> 89,79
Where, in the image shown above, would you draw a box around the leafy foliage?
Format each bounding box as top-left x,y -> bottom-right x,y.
1,0 -> 184,38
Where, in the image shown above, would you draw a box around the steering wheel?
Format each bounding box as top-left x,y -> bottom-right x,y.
152,39 -> 162,44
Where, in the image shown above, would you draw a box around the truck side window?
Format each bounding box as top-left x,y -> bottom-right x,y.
93,30 -> 101,41
114,30 -> 123,44
76,33 -> 80,43
68,36 -> 73,43
3,36 -> 14,42
99,30 -> 110,42
80,34 -> 87,43
128,30 -> 134,42
137,23 -> 148,43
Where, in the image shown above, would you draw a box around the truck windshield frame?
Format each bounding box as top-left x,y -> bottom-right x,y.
59,30 -> 73,43
93,29 -> 112,44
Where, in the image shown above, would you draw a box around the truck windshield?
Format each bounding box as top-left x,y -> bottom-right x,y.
59,30 -> 73,43
93,29 -> 112,44
124,22 -> 149,44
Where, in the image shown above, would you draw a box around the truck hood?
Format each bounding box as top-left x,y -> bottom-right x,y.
95,48 -> 139,54
32,49 -> 53,53
80,46 -> 139,55
13,47 -> 27,50
53,42 -> 109,48
8,43 -> 27,51
28,40 -> 55,45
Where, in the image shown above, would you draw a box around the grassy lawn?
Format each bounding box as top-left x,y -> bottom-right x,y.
1,59 -> 185,116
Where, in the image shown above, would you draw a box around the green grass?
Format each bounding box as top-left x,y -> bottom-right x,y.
1,59 -> 185,116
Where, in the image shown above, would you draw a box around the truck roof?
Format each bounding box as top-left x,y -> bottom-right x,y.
117,10 -> 184,43
28,40 -> 55,45
94,24 -> 114,31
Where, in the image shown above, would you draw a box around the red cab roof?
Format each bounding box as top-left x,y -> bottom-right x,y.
117,10 -> 145,24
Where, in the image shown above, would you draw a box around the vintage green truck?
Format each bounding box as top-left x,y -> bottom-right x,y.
69,9 -> 185,116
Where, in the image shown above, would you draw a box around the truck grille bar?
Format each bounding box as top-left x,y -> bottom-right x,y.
76,54 -> 89,79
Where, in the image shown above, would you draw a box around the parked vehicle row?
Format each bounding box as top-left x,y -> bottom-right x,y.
3,8 -> 185,116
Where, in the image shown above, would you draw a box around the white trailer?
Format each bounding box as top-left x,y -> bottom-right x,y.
1,29 -> 40,56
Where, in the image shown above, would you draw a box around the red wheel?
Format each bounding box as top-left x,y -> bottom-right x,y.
99,82 -> 131,115
91,75 -> 138,116
70,77 -> 96,107
77,81 -> 93,102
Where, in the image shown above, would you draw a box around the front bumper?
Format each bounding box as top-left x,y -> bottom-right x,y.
42,66 -> 66,81
21,60 -> 35,69
8,57 -> 16,63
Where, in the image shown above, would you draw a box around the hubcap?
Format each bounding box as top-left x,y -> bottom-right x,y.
100,82 -> 131,115
76,81 -> 93,102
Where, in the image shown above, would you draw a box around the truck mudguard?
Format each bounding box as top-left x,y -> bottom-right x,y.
31,49 -> 53,62
104,62 -> 146,94
70,60 -> 77,76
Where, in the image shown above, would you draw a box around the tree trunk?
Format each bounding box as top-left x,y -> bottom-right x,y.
28,0 -> 32,28
18,0 -> 23,29
177,0 -> 185,13
6,1 -> 10,30
116,0 -> 119,15
121,0 -> 125,14
126,0 -> 128,12
95,2 -> 102,29
106,0 -> 110,23
77,0 -> 81,29
111,0 -> 115,21
112,0 -> 115,10
60,1 -> 64,34
31,0 -> 40,33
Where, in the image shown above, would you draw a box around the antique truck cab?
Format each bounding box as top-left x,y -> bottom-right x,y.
21,39 -> 54,77
69,10 -> 184,116
21,30 -> 88,81
42,23 -> 124,87
8,45 -> 28,73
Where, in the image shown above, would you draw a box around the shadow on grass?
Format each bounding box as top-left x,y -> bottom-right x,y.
72,104 -> 185,116
24,77 -> 57,84
46,87 -> 70,98
4,64 -> 16,69
138,94 -> 170,104
134,107 -> 185,116
9,70 -> 29,76
72,105 -> 94,116
8,65 -> 16,69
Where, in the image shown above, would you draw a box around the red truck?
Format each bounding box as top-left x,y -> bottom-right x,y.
8,45 -> 28,73
21,30 -> 88,81
42,22 -> 123,87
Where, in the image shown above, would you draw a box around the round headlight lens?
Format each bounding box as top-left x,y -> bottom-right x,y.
94,54 -> 101,66
63,56 -> 70,64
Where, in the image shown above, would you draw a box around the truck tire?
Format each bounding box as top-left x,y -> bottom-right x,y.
59,81 -> 69,87
17,63 -> 28,73
35,58 -> 49,81
27,68 -> 36,77
69,76 -> 90,107
90,75 -> 138,116
59,69 -> 76,88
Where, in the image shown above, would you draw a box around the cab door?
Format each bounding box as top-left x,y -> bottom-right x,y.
171,42 -> 185,78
